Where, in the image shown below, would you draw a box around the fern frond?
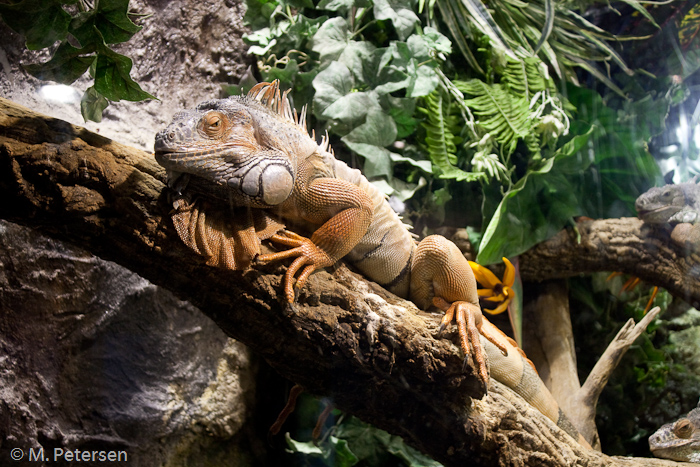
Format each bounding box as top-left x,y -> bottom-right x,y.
456,79 -> 531,157
500,55 -> 552,99
418,90 -> 483,182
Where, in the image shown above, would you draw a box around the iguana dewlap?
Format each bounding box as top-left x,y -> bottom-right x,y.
154,81 -> 584,444
636,180 -> 700,250
649,400 -> 700,463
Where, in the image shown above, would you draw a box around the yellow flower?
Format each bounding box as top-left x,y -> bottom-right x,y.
469,257 -> 515,315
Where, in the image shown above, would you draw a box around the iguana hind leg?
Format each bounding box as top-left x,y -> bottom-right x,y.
410,235 -> 508,385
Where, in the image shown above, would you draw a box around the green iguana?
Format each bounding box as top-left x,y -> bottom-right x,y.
635,179 -> 700,250
649,400 -> 700,463
154,81 -> 587,445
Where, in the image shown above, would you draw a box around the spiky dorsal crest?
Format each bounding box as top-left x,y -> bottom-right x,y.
248,81 -> 308,133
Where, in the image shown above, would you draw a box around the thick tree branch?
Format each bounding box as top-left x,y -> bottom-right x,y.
0,98 -> 692,466
520,218 -> 700,308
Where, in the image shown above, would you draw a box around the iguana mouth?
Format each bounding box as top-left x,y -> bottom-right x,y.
637,205 -> 681,218
650,438 -> 700,461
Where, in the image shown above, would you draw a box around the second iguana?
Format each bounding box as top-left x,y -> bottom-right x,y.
636,179 -> 700,250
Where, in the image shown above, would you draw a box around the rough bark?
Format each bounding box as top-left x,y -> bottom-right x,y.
522,281 -> 596,446
0,98 -> 694,466
520,218 -> 700,308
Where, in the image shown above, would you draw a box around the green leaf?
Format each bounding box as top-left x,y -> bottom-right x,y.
0,0 -> 71,50
342,109 -> 399,178
533,0 -> 554,54
71,0 -> 142,46
390,152 -> 432,172
323,91 -> 382,122
452,0 -> 515,58
285,433 -> 324,455
317,0 -> 370,12
93,45 -> 156,102
283,0 -> 314,8
422,26 -> 452,55
436,0 -> 484,74
23,42 -> 96,84
475,126 -> 595,264
477,158 -> 558,264
457,79 -> 531,156
406,59 -> 439,97
93,0 -> 142,44
386,96 -> 418,139
618,0 -> 659,29
499,55 -> 552,99
243,0 -> 281,30
262,57 -> 299,83
418,89 -> 480,181
327,436 -> 359,467
338,41 -> 377,83
81,86 -> 109,122
335,417 -> 392,464
345,143 -> 394,178
373,0 -> 419,40
363,45 -> 410,94
311,16 -> 351,63
313,61 -> 354,117
387,436 -> 444,467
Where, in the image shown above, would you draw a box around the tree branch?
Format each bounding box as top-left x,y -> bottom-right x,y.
0,98 -> 692,466
520,218 -> 700,308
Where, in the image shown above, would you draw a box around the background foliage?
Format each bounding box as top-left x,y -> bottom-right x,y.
0,0 -> 154,121
241,0 -> 675,265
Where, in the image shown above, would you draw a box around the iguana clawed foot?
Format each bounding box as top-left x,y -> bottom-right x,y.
257,230 -> 334,302
433,296 -> 508,385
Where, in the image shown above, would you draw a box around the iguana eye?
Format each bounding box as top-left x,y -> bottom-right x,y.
200,111 -> 227,138
673,419 -> 692,438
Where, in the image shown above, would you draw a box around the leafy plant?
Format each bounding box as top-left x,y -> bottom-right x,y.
286,413 -> 444,467
417,88 -> 480,181
0,0 -> 155,122
429,0 -> 652,95
242,0 -> 663,265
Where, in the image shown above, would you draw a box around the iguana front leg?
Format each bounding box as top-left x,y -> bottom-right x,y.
411,235 -> 508,384
258,176 -> 374,302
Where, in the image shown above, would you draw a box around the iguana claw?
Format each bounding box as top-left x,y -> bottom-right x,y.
257,230 -> 333,302
433,296 -> 508,386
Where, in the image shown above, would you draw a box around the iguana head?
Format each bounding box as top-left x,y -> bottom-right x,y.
635,184 -> 686,224
154,94 -> 297,208
649,402 -> 700,463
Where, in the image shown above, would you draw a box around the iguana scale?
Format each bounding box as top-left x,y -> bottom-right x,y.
154,81 -> 585,445
649,400 -> 700,463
